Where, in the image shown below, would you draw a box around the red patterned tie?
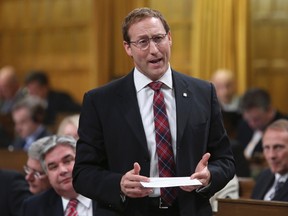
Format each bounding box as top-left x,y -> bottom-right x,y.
65,199 -> 78,216
149,81 -> 177,205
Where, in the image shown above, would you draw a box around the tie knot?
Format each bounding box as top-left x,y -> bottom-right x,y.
149,81 -> 163,91
68,198 -> 78,208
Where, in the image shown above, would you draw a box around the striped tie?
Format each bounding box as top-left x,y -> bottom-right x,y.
149,81 -> 177,206
65,199 -> 78,216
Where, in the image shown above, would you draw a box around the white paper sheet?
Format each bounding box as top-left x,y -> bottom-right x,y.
140,177 -> 202,188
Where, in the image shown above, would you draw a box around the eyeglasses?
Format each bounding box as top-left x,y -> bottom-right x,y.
129,33 -> 168,50
23,165 -> 46,178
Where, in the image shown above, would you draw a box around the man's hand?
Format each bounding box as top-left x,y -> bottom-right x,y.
120,162 -> 153,198
180,153 -> 211,192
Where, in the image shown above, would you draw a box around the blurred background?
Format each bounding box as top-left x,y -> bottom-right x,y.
0,0 -> 287,113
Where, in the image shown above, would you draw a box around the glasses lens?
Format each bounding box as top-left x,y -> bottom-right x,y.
23,165 -> 44,178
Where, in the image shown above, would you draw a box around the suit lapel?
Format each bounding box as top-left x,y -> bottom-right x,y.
47,189 -> 64,216
172,71 -> 193,148
273,179 -> 288,200
116,72 -> 150,154
261,174 -> 275,199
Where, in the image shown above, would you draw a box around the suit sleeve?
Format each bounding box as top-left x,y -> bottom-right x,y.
204,83 -> 236,197
72,92 -> 123,211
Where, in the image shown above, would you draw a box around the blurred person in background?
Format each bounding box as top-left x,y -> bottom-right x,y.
0,65 -> 26,114
211,69 -> 242,139
10,95 -> 51,151
211,69 -> 240,112
0,66 -> 26,147
24,137 -> 51,194
236,88 -> 288,160
24,71 -> 81,126
57,114 -> 80,140
251,119 -> 288,201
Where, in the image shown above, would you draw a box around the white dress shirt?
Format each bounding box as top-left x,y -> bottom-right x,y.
264,173 -> 288,200
62,194 -> 93,216
134,66 -> 177,197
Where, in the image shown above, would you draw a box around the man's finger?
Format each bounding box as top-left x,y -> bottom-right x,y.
133,162 -> 141,175
200,153 -> 211,166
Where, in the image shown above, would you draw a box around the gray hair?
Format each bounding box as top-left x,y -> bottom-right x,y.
32,135 -> 76,173
28,136 -> 50,160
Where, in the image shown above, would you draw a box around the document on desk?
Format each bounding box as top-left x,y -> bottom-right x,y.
140,177 -> 202,188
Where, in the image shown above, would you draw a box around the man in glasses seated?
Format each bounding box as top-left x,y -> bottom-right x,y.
24,137 -> 51,194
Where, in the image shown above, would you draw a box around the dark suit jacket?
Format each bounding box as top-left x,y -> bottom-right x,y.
0,169 -> 32,216
251,169 -> 288,201
11,126 -> 51,150
22,188 -> 117,216
73,70 -> 235,216
44,90 -> 81,125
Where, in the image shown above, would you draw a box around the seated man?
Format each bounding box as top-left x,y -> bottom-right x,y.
24,138 -> 51,194
10,96 -> 51,151
24,71 -> 81,126
251,119 -> 288,201
236,88 -> 288,160
211,69 -> 242,139
211,69 -> 240,112
22,135 -> 116,216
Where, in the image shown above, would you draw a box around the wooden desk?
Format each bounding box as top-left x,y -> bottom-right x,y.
238,177 -> 255,198
217,198 -> 288,216
0,149 -> 27,172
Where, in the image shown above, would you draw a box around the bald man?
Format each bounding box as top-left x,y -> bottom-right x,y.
211,69 -> 240,112
0,66 -> 26,114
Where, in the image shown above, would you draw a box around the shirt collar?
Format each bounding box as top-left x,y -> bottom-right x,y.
275,172 -> 288,183
134,66 -> 173,92
62,194 -> 92,209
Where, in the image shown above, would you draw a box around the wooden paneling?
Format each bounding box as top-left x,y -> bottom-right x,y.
0,149 -> 27,172
148,0 -> 193,75
250,0 -> 288,113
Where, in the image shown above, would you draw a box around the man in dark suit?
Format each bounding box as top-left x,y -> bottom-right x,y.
236,88 -> 288,160
251,119 -> 288,201
10,96 -> 51,151
0,169 -> 32,216
73,7 -> 235,216
22,135 -> 114,216
24,71 -> 81,126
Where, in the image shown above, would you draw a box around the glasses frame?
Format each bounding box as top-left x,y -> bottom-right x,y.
23,165 -> 46,178
129,33 -> 168,51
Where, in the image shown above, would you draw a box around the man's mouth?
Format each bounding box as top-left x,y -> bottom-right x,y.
149,58 -> 162,64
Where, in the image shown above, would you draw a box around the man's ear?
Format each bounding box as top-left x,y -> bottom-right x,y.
123,41 -> 132,57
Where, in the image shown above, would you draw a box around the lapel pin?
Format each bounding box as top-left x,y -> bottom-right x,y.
183,92 -> 188,97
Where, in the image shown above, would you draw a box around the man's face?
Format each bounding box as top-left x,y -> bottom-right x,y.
243,107 -> 272,130
12,107 -> 38,138
123,17 -> 172,81
26,81 -> 48,99
262,128 -> 288,174
44,145 -> 76,198
25,158 -> 50,194
212,77 -> 235,104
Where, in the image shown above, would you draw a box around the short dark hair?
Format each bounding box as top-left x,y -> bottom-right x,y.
25,71 -> 49,86
239,88 -> 271,112
12,96 -> 47,123
122,7 -> 170,43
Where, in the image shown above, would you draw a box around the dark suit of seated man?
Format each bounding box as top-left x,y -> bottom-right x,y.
251,119 -> 288,201
24,71 -> 81,126
22,135 -> 117,216
0,169 -> 32,216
